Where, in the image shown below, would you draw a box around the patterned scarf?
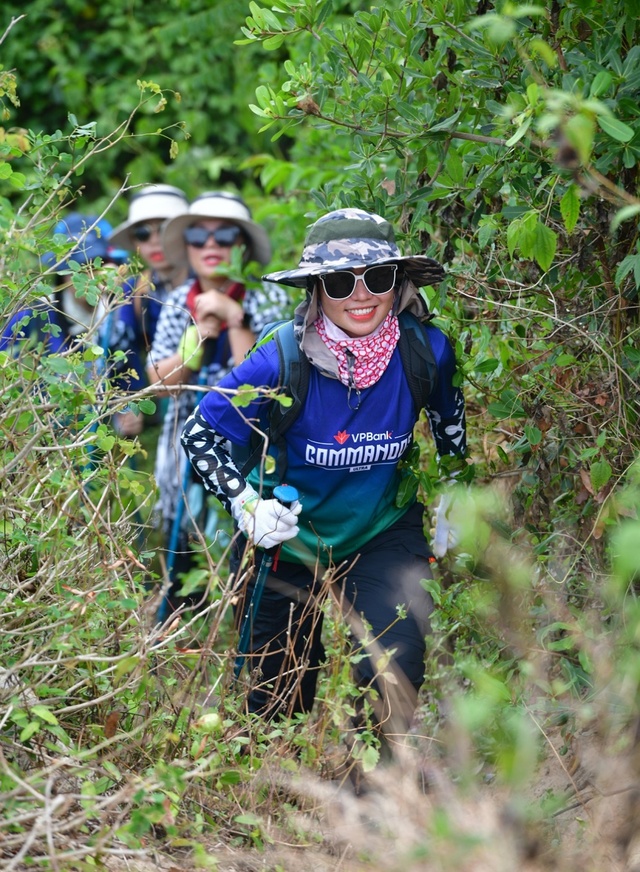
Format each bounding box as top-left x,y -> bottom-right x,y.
315,310 -> 400,390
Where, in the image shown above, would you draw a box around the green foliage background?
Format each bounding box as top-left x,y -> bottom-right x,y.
1,0 -> 640,867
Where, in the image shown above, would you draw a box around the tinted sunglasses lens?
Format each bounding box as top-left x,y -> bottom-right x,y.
321,273 -> 355,299
214,226 -> 242,246
184,226 -> 242,247
132,225 -> 152,242
365,265 -> 396,294
183,227 -> 209,247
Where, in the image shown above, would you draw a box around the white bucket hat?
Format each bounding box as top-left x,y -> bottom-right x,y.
162,191 -> 271,267
108,184 -> 189,249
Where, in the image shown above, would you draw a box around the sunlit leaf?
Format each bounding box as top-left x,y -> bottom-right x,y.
597,114 -> 635,142
560,184 -> 580,233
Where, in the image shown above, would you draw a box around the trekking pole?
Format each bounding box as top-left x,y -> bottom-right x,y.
233,484 -> 299,680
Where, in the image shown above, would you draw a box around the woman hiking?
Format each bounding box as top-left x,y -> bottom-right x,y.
146,191 -> 288,620
180,207 -> 468,748
107,184 -> 190,436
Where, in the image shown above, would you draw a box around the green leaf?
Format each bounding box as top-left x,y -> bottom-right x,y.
611,204 -> 640,232
97,435 -> 115,452
254,85 -> 272,109
506,218 -> 522,258
137,399 -> 156,415
487,18 -> 516,45
528,38 -> 557,67
590,71 -> 613,98
615,253 -> 640,288
9,171 -> 26,189
597,114 -> 635,143
396,473 -> 418,507
611,522 -> 640,588
487,390 -> 526,420
524,424 -> 542,446
232,384 -> 261,407
478,222 -> 496,249
475,358 -> 500,373
428,110 -> 462,134
263,34 -> 286,50
20,721 -> 41,742
517,211 -> 539,260
260,5 -> 284,29
31,705 -> 59,725
234,813 -> 262,826
360,744 -> 380,773
505,115 -> 532,147
532,221 -> 557,271
508,4 -> 546,17
560,185 -> 580,233
115,656 -> 140,681
444,148 -> 465,185
590,460 -> 612,494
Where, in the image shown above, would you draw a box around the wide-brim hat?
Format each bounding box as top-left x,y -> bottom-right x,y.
41,213 -> 112,272
263,208 -> 444,289
108,184 -> 189,249
162,191 -> 271,267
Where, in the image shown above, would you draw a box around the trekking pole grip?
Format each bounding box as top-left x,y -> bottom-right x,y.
267,483 -> 299,556
272,483 -> 299,510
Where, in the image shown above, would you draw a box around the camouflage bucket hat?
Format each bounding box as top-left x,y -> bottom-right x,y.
263,208 -> 444,289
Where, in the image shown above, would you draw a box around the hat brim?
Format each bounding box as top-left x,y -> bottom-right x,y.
163,214 -> 272,268
108,220 -> 136,250
263,254 -> 445,289
108,187 -> 189,250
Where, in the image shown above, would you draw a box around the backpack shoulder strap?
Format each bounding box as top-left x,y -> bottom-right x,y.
237,320 -> 310,481
397,309 -> 438,416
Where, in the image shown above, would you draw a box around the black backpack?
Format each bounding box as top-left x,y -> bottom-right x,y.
235,309 -> 438,481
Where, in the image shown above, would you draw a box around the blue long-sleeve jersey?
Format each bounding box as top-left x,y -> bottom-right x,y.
185,321 -> 466,565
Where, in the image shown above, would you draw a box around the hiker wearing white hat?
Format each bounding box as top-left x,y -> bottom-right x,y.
107,185 -> 191,436
146,191 -> 288,618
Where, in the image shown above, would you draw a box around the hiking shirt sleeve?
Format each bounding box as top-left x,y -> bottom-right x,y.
423,325 -> 467,459
1,308 -> 35,351
181,340 -> 282,512
1,303 -> 66,354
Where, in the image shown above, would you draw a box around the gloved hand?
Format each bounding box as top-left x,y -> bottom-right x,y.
233,486 -> 302,550
431,488 -> 461,558
178,325 -> 204,371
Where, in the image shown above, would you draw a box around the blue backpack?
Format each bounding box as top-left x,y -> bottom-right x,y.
234,309 -> 438,482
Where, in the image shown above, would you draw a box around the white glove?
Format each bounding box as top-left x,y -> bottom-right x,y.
431,489 -> 461,558
232,485 -> 301,550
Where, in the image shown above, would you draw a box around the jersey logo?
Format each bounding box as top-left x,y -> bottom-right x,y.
334,430 -> 350,444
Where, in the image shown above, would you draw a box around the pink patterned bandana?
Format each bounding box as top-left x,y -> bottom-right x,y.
315,310 -> 400,389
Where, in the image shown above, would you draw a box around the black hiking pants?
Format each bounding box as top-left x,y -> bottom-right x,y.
231,502 -> 434,732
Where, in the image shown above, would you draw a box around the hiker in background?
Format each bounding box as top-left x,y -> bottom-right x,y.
146,191 -> 289,620
106,184 -> 190,436
1,212 -> 114,353
181,208 -> 468,747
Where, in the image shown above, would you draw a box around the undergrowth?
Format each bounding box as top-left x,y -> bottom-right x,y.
1,8 -> 640,868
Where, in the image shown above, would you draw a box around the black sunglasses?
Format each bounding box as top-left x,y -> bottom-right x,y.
132,223 -> 163,242
183,225 -> 243,248
319,264 -> 398,300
